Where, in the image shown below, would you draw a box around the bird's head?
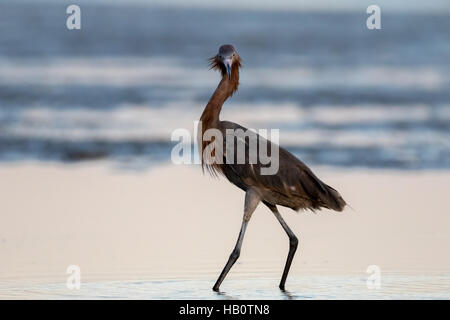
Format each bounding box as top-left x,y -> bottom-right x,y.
209,44 -> 241,80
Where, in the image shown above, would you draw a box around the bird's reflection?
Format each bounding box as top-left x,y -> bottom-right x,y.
213,289 -> 235,300
280,288 -> 296,300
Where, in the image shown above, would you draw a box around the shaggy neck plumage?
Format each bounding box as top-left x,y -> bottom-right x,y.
199,66 -> 240,175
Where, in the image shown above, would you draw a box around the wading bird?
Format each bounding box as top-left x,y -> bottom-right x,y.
199,44 -> 346,292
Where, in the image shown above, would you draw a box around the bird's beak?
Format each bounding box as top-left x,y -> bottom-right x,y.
223,58 -> 232,79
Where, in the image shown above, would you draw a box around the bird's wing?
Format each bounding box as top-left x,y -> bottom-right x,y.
218,121 -> 346,211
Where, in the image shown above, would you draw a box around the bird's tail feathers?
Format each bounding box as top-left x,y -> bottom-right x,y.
323,184 -> 346,212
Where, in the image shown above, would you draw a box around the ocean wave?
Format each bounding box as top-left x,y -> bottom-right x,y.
0,57 -> 447,90
2,103 -> 449,150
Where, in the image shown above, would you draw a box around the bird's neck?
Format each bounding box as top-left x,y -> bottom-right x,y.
200,69 -> 239,129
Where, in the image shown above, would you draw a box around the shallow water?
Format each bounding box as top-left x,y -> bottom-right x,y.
1,275 -> 449,299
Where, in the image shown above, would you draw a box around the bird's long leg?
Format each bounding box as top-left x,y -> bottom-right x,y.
213,188 -> 261,292
264,202 -> 298,290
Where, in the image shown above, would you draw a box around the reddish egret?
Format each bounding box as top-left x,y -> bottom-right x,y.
199,44 -> 346,292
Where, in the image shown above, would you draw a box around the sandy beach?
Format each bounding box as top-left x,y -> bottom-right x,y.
0,163 -> 449,298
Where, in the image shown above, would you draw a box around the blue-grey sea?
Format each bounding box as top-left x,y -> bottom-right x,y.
0,1 -> 449,170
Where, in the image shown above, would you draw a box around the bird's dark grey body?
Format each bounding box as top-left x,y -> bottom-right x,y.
218,120 -> 345,212
199,44 -> 346,292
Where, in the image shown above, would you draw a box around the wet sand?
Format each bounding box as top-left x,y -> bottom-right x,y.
0,163 -> 449,299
